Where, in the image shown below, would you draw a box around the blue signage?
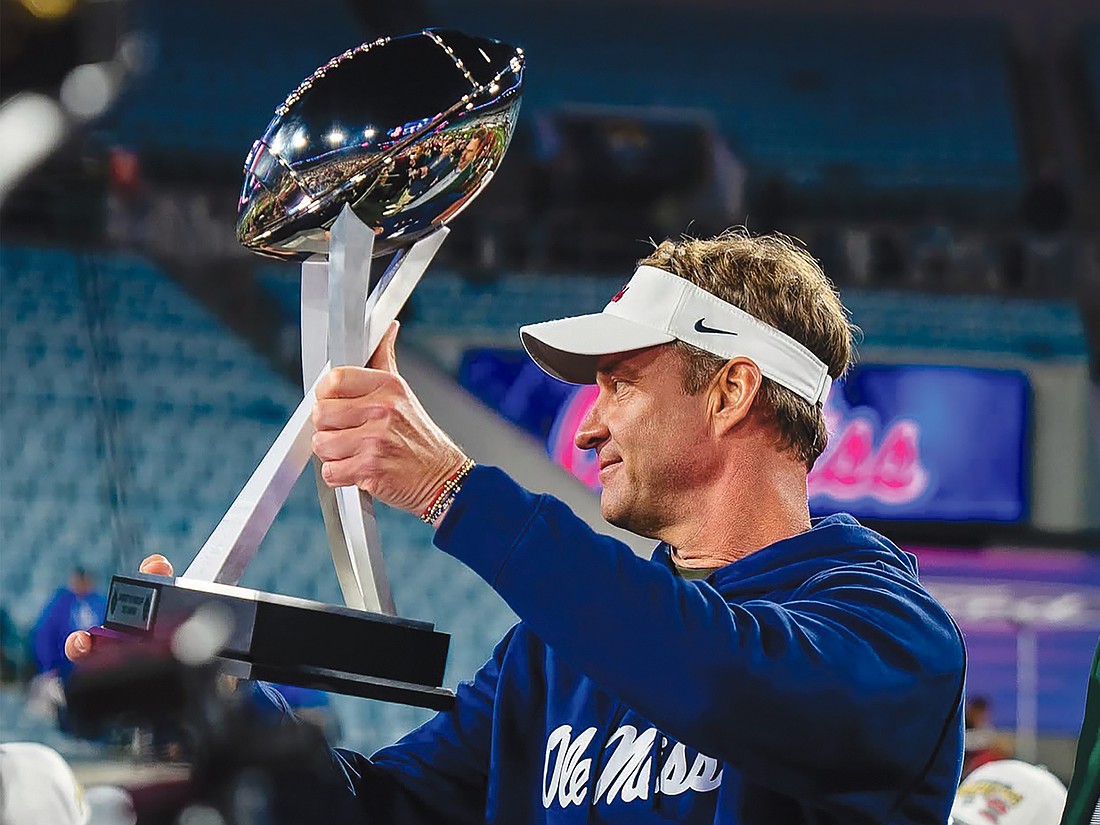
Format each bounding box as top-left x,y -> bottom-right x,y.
808,365 -> 1029,522
459,350 -> 1030,523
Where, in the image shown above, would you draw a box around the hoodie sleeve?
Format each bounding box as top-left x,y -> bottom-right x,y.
434,466 -> 964,803
255,625 -> 515,825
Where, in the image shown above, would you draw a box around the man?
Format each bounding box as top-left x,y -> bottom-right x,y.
33,567 -> 106,733
963,695 -> 1007,774
69,231 -> 966,823
33,566 -> 105,682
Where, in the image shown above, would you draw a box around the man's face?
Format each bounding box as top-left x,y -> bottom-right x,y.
575,345 -> 717,539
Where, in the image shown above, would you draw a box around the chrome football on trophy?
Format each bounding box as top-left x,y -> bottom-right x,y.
102,29 -> 525,709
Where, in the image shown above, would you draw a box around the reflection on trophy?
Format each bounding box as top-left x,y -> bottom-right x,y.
101,29 -> 526,709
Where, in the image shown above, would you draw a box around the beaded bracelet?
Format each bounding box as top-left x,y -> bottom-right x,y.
420,458 -> 476,524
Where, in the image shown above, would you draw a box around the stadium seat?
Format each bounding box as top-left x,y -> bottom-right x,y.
429,6 -> 1023,204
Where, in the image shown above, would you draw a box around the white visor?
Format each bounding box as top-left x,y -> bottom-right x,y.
520,265 -> 832,405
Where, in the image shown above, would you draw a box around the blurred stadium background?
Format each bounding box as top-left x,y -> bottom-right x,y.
1,0 -> 1097,792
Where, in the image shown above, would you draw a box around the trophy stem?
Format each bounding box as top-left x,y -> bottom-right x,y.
182,207 -> 449,615
316,206 -> 392,614
317,211 -> 449,613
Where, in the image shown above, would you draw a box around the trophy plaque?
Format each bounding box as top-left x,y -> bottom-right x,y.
100,29 -> 525,710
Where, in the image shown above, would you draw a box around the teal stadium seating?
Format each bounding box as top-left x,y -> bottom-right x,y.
257,265 -> 1088,361
467,11 -> 1023,197
103,1 -> 1022,208
0,246 -> 518,752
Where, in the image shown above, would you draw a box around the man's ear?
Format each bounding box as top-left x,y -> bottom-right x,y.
707,358 -> 763,436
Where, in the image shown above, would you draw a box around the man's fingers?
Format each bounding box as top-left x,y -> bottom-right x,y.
140,554 -> 174,576
65,631 -> 91,662
316,366 -> 399,401
312,396 -> 390,431
319,455 -> 371,489
312,426 -> 378,462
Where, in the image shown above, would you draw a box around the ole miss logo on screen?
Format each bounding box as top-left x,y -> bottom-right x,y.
808,398 -> 930,506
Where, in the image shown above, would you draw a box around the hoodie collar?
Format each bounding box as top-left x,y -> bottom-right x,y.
653,512 -> 912,590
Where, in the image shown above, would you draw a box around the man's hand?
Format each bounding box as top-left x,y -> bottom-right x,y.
312,321 -> 468,516
64,554 -> 174,662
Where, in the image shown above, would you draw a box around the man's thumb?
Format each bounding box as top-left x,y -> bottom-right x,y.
368,320 -> 400,373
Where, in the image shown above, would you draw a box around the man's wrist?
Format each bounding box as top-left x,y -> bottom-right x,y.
420,457 -> 476,525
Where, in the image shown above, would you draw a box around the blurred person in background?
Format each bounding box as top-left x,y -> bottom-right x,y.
964,695 -> 1009,775
30,566 -> 105,730
32,566 -> 105,682
69,231 -> 967,824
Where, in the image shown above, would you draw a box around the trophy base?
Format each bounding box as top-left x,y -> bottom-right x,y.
103,573 -> 455,710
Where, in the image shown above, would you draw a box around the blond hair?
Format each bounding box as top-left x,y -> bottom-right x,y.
638,229 -> 856,468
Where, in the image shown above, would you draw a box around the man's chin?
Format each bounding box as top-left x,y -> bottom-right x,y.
600,495 -> 629,531
601,497 -> 661,540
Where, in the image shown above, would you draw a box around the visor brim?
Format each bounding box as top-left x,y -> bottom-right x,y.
519,313 -> 675,384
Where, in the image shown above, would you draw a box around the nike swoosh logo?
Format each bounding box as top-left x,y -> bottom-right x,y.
693,318 -> 738,336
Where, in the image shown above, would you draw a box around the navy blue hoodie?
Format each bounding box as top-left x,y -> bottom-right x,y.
305,466 -> 964,823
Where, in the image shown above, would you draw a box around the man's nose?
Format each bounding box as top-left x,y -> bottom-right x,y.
574,394 -> 609,451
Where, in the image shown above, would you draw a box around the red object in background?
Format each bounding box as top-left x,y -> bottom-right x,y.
963,746 -> 1009,776
108,147 -> 142,198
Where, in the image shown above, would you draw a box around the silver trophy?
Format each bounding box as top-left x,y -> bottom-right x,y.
102,30 -> 525,708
